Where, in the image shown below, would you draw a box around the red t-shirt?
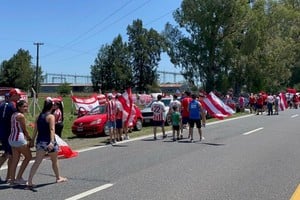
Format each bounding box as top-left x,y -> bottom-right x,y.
181,97 -> 192,117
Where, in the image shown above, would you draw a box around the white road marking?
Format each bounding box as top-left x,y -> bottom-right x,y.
242,127 -> 264,136
65,183 -> 113,200
291,114 -> 299,118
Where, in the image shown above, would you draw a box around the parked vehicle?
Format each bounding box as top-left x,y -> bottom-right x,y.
72,104 -> 143,137
141,97 -> 172,125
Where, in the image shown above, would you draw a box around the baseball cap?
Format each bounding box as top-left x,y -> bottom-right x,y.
9,88 -> 22,96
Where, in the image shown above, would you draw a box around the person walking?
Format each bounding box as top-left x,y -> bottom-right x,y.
171,105 -> 181,141
151,94 -> 166,140
188,93 -> 206,142
8,100 -> 32,185
0,88 -> 21,182
266,93 -> 274,115
168,94 -> 182,139
26,98 -> 67,190
181,91 -> 192,137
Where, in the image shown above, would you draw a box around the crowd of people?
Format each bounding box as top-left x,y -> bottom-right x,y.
0,88 -> 67,190
151,91 -> 206,143
235,92 -> 299,116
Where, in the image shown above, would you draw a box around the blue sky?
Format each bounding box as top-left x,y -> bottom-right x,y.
1,0 -> 184,83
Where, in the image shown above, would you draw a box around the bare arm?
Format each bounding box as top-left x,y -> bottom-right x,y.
17,113 -> 31,141
47,114 -> 56,142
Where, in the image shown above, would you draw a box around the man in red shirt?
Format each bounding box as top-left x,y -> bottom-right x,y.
181,91 -> 192,137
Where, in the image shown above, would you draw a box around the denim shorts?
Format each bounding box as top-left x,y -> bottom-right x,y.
107,121 -> 116,129
9,139 -> 27,147
36,141 -> 59,153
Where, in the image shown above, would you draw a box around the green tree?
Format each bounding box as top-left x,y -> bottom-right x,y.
164,0 -> 249,93
127,19 -> 165,93
91,35 -> 132,92
0,49 -> 35,91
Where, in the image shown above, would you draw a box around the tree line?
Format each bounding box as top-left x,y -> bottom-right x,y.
1,0 -> 300,95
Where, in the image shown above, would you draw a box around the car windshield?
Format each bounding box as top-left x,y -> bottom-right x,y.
146,98 -> 172,108
88,105 -> 106,115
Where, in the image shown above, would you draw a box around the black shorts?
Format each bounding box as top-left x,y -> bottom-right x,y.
116,119 -> 123,129
188,119 -> 201,128
153,120 -> 164,127
182,117 -> 189,125
172,125 -> 180,131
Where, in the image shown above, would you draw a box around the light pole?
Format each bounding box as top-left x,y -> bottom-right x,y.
33,42 -> 44,94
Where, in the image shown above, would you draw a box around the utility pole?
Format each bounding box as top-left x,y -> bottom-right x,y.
33,42 -> 44,94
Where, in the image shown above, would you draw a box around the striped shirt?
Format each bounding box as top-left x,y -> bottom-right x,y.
151,101 -> 165,121
9,112 -> 25,142
107,100 -> 117,121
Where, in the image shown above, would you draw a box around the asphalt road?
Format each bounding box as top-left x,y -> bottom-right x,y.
1,109 -> 300,200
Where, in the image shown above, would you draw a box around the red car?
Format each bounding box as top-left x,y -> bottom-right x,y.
72,104 -> 143,137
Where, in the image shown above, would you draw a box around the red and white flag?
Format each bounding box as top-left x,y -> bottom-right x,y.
200,92 -> 235,120
71,94 -> 99,112
55,134 -> 78,158
117,88 -> 135,126
279,92 -> 288,111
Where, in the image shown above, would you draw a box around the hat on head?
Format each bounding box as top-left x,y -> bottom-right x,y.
107,93 -> 113,97
9,88 -> 22,96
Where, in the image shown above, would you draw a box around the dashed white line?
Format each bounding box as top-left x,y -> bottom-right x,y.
65,183 -> 113,200
242,127 -> 264,136
291,114 -> 299,118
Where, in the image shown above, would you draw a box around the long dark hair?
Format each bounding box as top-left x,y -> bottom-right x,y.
42,99 -> 53,113
16,100 -> 27,112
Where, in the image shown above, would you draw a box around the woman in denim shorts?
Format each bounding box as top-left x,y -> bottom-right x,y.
26,98 -> 67,189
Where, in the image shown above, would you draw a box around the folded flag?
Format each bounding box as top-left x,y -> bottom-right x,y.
55,134 -> 78,158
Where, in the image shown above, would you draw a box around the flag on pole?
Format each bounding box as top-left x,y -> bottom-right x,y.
71,94 -> 99,112
200,92 -> 235,120
55,134 -> 78,158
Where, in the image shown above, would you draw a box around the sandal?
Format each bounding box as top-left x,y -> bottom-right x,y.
25,184 -> 36,191
56,177 -> 67,183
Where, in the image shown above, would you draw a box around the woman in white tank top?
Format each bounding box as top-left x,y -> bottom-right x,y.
8,100 -> 32,185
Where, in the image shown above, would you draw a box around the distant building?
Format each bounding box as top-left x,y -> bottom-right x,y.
159,83 -> 189,95
40,83 -> 93,93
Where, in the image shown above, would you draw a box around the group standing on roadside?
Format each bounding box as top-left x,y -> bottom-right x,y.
152,91 -> 206,142
0,88 -> 67,190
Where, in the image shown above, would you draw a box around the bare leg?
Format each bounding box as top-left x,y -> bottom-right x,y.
10,148 -> 21,183
48,152 -> 67,183
27,150 -> 46,186
16,146 -> 32,180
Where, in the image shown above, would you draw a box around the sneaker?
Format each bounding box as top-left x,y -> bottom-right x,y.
200,136 -> 205,141
125,135 -> 130,140
180,134 -> 183,139
173,138 -> 176,141
190,139 -> 194,143
153,136 -> 157,140
162,134 -> 167,139
15,178 -> 27,185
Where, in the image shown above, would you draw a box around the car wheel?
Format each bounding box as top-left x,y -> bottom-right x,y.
104,123 -> 110,136
134,119 -> 143,131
